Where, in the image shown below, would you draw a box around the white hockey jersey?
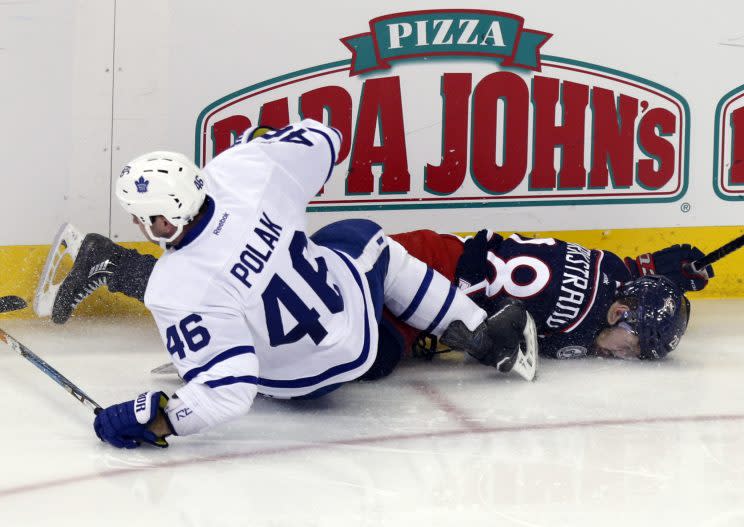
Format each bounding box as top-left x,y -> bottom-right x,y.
144,120 -> 383,436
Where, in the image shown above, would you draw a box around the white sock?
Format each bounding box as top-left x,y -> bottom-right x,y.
383,238 -> 485,336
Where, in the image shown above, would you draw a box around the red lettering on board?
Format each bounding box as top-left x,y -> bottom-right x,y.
530,77 -> 589,189
589,89 -> 639,188
425,73 -> 472,194
471,72 -> 528,194
300,86 -> 353,164
637,107 -> 676,189
730,106 -> 744,184
258,98 -> 290,129
212,115 -> 252,158
348,76 -> 410,194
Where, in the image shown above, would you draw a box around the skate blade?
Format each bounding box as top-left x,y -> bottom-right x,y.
33,223 -> 84,317
511,313 -> 539,381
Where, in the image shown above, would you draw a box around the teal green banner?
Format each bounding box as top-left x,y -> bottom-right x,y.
342,10 -> 551,75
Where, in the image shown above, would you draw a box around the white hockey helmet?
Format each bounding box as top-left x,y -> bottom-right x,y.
115,151 -> 206,246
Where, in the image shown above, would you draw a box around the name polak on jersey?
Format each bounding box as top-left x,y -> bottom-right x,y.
545,243 -> 592,329
229,211 -> 283,289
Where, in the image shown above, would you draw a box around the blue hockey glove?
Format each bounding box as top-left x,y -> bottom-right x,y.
625,244 -> 714,292
94,391 -> 170,449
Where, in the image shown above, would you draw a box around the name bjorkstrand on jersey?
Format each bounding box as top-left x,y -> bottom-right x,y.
545,242 -> 595,330
230,211 -> 283,289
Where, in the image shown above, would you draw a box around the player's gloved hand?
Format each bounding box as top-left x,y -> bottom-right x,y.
94,391 -> 171,449
624,244 -> 714,292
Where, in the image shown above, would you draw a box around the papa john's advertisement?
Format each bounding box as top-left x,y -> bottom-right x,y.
195,9 -> 690,213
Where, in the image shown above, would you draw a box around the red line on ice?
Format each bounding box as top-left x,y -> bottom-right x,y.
1,413 -> 742,499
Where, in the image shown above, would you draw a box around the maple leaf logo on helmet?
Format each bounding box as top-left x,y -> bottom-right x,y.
135,176 -> 149,193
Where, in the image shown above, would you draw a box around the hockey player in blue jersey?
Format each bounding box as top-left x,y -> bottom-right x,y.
76,120 -> 538,449
386,228 -> 706,361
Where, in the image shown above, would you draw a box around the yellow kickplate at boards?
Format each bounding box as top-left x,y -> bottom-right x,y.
1,226 -> 743,319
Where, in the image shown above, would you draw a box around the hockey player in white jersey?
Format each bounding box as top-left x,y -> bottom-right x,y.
90,120 -> 538,449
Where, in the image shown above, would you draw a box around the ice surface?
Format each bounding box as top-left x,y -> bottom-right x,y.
0,299 -> 743,527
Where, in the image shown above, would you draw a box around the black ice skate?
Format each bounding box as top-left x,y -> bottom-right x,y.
440,298 -> 538,381
51,233 -> 124,324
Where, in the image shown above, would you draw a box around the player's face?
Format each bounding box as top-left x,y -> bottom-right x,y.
592,324 -> 641,359
592,301 -> 641,359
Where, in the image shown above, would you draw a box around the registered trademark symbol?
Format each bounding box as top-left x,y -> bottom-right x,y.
681,202 -> 691,213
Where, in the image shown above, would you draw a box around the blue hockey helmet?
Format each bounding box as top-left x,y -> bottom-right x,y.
616,275 -> 690,360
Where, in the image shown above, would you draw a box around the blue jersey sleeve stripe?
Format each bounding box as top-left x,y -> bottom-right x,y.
424,286 -> 457,334
307,127 -> 337,184
204,375 -> 259,388
398,267 -> 434,322
183,346 -> 255,382
329,126 -> 342,142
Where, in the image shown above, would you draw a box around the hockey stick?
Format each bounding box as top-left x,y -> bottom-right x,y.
0,327 -> 102,414
0,296 -> 27,313
688,232 -> 744,274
